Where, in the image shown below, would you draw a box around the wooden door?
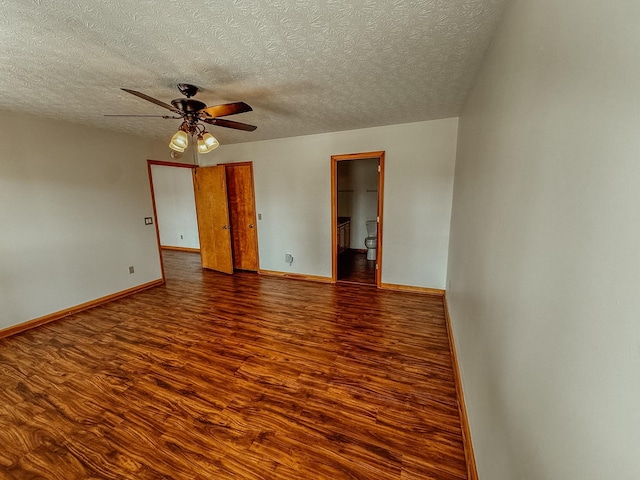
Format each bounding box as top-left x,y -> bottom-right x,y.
193,166 -> 234,274
225,163 -> 259,271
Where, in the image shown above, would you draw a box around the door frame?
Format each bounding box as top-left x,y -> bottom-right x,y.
218,161 -> 260,272
330,151 -> 385,286
147,159 -> 198,283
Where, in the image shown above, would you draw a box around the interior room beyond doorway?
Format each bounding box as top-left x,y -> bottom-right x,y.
334,155 -> 382,286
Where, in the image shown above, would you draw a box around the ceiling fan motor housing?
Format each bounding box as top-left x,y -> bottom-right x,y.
173,84 -> 206,125
171,98 -> 207,114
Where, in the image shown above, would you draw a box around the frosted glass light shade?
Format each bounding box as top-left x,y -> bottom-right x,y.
170,129 -> 189,150
169,140 -> 185,152
197,132 -> 219,153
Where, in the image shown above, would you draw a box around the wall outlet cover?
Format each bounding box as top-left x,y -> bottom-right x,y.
129,266 -> 135,274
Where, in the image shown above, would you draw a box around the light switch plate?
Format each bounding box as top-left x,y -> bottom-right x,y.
144,217 -> 153,225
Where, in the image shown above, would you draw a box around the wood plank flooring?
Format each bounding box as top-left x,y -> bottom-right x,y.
338,250 -> 376,285
0,251 -> 467,479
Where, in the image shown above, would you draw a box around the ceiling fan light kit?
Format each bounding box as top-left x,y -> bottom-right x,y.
197,132 -> 219,153
108,84 -> 256,154
168,142 -> 185,153
169,128 -> 189,152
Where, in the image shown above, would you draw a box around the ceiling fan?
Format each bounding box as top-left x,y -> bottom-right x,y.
106,83 -> 256,153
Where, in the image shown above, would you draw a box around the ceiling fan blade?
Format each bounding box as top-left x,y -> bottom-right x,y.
121,88 -> 181,113
104,114 -> 182,118
200,102 -> 253,118
202,118 -> 257,131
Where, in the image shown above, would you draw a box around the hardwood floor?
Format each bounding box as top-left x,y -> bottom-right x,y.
338,250 -> 376,285
0,251 -> 467,479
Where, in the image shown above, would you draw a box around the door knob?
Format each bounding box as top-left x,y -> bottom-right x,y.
222,225 -> 229,230
248,224 -> 254,228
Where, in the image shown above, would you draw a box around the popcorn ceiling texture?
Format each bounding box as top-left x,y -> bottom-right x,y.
0,0 -> 506,144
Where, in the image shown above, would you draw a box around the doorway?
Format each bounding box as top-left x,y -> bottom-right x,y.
147,160 -> 198,282
331,151 -> 385,286
148,160 -> 259,279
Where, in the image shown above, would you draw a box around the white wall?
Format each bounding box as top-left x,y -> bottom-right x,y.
447,0 -> 640,478
0,110 -> 162,330
150,164 -> 200,249
206,118 -> 458,288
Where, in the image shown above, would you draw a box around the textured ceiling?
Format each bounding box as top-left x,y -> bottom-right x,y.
0,0 -> 507,145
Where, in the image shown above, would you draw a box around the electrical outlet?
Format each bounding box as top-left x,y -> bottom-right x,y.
285,253 -> 293,265
180,234 -> 183,239
129,266 -> 135,274
258,213 -> 262,220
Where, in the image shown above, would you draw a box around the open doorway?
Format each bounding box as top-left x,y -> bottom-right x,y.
331,151 -> 385,286
147,160 -> 199,281
148,159 -> 260,280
